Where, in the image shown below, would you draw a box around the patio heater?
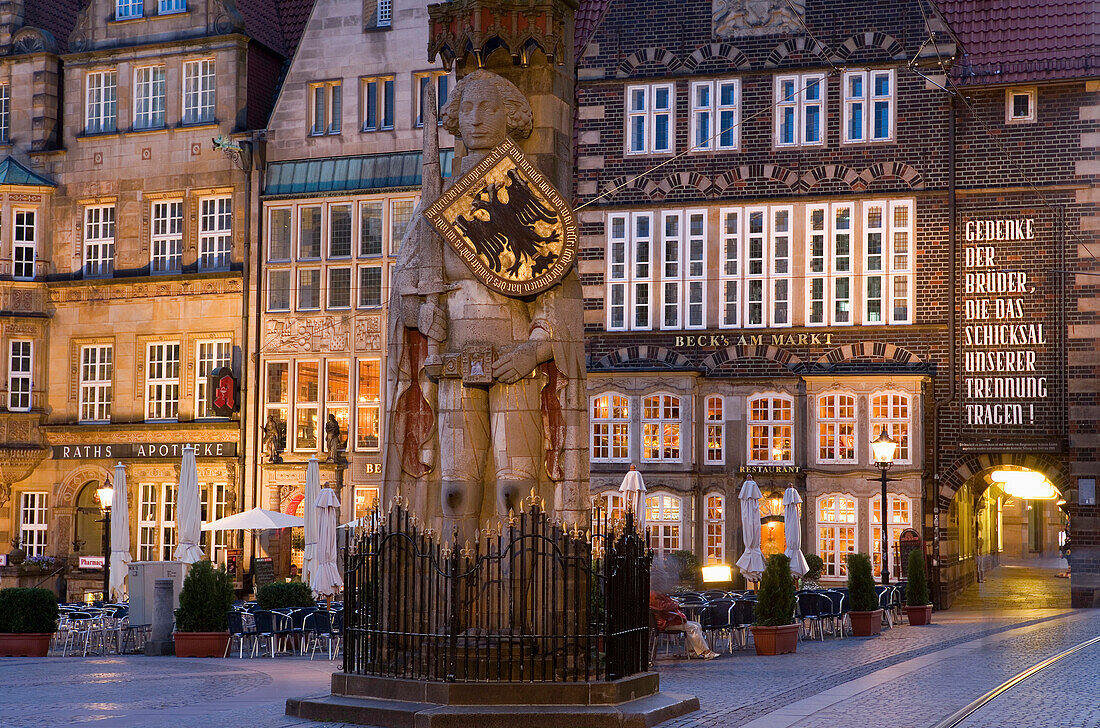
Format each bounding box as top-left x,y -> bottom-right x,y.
871,430 -> 899,585
96,478 -> 114,602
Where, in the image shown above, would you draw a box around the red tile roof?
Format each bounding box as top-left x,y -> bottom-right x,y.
576,0 -> 613,59
24,0 -> 84,53
936,0 -> 1100,85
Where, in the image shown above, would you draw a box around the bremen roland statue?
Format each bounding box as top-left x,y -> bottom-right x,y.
383,70 -> 586,541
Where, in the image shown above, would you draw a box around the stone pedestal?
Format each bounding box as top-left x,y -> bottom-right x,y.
143,578 -> 176,656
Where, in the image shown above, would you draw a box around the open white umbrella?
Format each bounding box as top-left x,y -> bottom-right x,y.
735,478 -> 766,582
618,464 -> 647,533
173,446 -> 204,564
310,488 -> 343,600
783,486 -> 809,577
202,508 -> 305,532
109,462 -> 131,601
301,457 -> 321,586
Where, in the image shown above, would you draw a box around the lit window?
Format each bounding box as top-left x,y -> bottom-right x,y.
151,200 -> 183,274
871,393 -> 910,462
1006,88 -> 1036,123
116,0 -> 142,18
199,196 -> 232,271
182,59 -> 215,125
297,269 -> 321,310
818,394 -> 856,463
358,265 -> 383,307
20,492 -> 49,557
872,494 -> 911,577
593,491 -> 625,522
843,70 -> 894,143
328,267 -> 352,309
13,209 -> 35,280
268,208 -> 292,261
416,71 -> 450,127
748,395 -> 792,464
775,73 -> 825,147
295,361 -> 319,450
591,393 -> 629,462
84,205 -> 116,277
626,83 -> 673,155
705,493 -> 725,564
325,360 -> 350,454
646,494 -> 681,556
8,340 -> 32,411
817,495 -> 857,577
80,345 -> 113,423
362,76 -> 395,131
705,395 -> 724,464
146,342 -> 180,421
354,487 -> 379,516
195,340 -> 231,419
356,359 -> 381,450
265,362 -> 289,452
0,85 -> 9,143
134,66 -> 166,130
642,393 -> 680,462
309,81 -> 342,136
86,70 -> 118,134
691,79 -> 739,151
267,269 -> 291,311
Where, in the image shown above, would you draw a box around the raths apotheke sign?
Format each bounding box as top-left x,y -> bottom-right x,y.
959,210 -> 1058,435
52,442 -> 238,459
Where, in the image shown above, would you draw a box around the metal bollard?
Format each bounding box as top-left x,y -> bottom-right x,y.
144,578 -> 176,656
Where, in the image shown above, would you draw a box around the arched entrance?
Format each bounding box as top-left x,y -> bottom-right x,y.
74,480 -> 106,557
760,491 -> 786,559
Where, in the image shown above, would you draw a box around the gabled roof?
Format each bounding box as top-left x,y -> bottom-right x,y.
576,0 -> 613,59
936,0 -> 1100,85
23,0 -> 84,53
0,157 -> 56,187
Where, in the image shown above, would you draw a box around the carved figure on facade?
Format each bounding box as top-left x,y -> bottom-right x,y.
384,70 -> 587,541
262,413 -> 285,463
324,413 -> 345,463
713,0 -> 805,37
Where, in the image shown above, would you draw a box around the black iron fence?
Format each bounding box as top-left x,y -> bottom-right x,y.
343,496 -> 650,682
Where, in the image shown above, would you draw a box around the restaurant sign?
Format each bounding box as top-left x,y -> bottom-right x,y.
738,465 -> 802,475
52,442 -> 238,459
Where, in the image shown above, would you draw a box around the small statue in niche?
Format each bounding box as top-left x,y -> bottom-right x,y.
261,413 -> 284,463
324,413 -> 345,463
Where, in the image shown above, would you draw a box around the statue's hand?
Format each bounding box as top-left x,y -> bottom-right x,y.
418,301 -> 447,342
493,342 -> 539,384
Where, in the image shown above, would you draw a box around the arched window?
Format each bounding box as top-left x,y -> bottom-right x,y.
592,491 -> 625,522
871,494 -> 911,578
818,393 -> 856,463
642,393 -> 681,462
705,493 -> 725,564
646,493 -> 681,556
748,394 -> 793,464
817,494 -> 857,577
871,392 -> 910,462
591,393 -> 629,462
705,395 -> 724,464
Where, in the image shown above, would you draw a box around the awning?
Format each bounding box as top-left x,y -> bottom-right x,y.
264,148 -> 453,197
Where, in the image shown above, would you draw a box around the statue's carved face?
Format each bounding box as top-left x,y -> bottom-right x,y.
458,80 -> 509,152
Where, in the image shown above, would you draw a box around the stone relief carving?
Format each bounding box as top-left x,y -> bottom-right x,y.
713,0 -> 805,38
354,315 -> 383,351
264,317 -> 350,354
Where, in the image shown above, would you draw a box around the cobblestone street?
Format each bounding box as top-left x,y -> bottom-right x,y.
2,565 -> 1096,728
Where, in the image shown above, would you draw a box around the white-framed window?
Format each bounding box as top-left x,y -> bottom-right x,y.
831,203 -> 853,325
356,359 -> 381,451
806,205 -> 827,325
151,200 -> 183,274
631,213 -> 653,330
139,483 -> 158,561
298,269 -> 321,310
659,211 -> 682,330
362,76 -> 395,131
79,345 -> 113,423
626,83 -> 673,155
195,340 -> 231,419
329,203 -> 353,258
1006,88 -> 1036,123
705,395 -> 724,464
267,269 -> 291,311
159,0 -> 186,13
268,207 -> 292,261
389,199 -> 415,253
775,73 -> 825,147
86,70 -> 118,134
116,0 -> 142,19
199,196 -> 232,271
325,359 -> 350,454
328,267 -> 352,309
843,69 -> 894,143
817,393 -> 856,463
872,494 -> 912,577
591,393 -> 629,462
705,493 -> 725,564
685,210 -> 707,329
358,265 -> 383,307
376,0 -> 392,27
359,200 -> 384,256
748,394 -> 793,464
295,360 -> 319,451
0,84 -> 9,143
354,487 -> 379,517
888,201 -> 913,324
8,340 -> 31,412
871,392 -> 911,463
298,205 -> 322,259
203,483 -> 228,556
817,494 -> 856,577
691,79 -> 739,151
415,71 -> 450,127
646,494 -> 682,557
20,491 -> 48,557
606,213 -> 628,331
265,362 -> 289,452
745,208 -> 766,326
83,205 -> 116,277
182,59 -> 215,125
134,65 -> 166,130
771,206 -> 792,326
642,393 -> 681,462
145,342 -> 180,421
13,209 -> 36,280
864,199 -> 913,324
719,208 -> 740,328
160,483 -> 177,561
310,81 -> 342,135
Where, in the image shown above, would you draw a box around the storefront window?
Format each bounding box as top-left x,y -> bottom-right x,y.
818,393 -> 856,463
705,395 -> 724,464
872,494 -> 911,577
642,393 -> 680,462
705,493 -> 724,564
872,392 -> 910,462
295,361 -> 319,450
818,494 -> 856,577
646,493 -> 681,556
356,360 -> 381,450
325,360 -> 350,453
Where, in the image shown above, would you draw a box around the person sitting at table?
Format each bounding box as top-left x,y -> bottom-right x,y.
649,590 -> 720,660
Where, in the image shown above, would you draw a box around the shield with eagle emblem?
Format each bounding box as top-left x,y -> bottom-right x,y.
424,138 -> 577,298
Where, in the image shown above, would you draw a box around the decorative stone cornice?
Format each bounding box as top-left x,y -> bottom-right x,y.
427,0 -> 577,70
44,422 -> 240,446
48,274 -> 243,305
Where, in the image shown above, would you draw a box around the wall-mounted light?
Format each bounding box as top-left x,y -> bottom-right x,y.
702,564 -> 732,582
990,469 -> 1058,500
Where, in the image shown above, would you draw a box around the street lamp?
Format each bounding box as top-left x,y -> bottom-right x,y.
871,430 -> 898,585
97,478 -> 114,602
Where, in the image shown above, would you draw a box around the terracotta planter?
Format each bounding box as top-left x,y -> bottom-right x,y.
904,604 -> 933,625
849,609 -> 883,636
751,624 -> 799,656
0,632 -> 52,657
173,631 -> 230,658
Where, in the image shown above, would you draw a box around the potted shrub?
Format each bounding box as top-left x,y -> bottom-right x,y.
846,553 -> 882,636
801,554 -> 824,590
174,560 -> 233,658
0,587 -> 59,656
751,553 -> 799,655
904,549 -> 933,625
257,581 -> 314,610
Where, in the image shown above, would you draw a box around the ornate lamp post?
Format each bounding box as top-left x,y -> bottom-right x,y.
96,478 -> 114,602
871,431 -> 898,585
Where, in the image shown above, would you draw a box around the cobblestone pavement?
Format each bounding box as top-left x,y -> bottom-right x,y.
2,563 -> 1096,728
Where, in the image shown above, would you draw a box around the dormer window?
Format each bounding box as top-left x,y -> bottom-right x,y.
1006,88 -> 1036,124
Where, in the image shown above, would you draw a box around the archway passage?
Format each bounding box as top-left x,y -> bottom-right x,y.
943,466 -> 1070,610
74,480 -> 106,558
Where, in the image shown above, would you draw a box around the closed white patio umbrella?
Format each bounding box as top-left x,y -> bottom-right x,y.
173,446 -> 204,564
783,486 -> 809,577
109,462 -> 131,601
302,457 -> 321,586
735,479 -> 766,582
618,464 -> 647,533
310,488 -> 343,603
